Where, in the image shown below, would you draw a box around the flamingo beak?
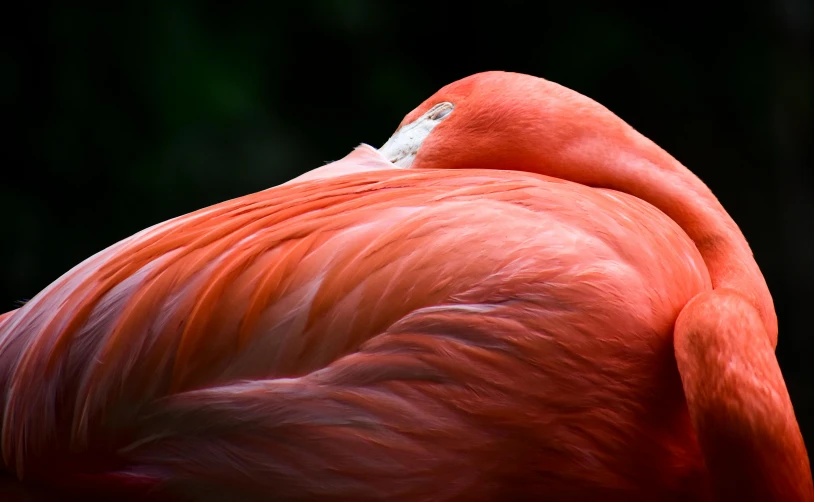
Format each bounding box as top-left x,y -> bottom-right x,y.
379,102 -> 454,168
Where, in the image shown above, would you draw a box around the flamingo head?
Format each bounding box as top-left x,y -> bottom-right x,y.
378,71 -> 632,187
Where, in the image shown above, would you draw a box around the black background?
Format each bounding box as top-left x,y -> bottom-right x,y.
5,1 -> 813,449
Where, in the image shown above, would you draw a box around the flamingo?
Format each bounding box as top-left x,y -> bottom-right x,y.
0,71 -> 810,501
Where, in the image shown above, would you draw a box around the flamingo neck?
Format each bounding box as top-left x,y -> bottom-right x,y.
552,125 -> 777,344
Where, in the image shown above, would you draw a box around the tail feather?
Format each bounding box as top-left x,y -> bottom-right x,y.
1,310 -> 58,500
1,309 -> 18,472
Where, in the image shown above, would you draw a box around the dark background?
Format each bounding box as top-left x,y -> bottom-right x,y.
4,1 -> 813,448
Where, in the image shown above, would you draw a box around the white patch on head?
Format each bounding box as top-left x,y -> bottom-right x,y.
378,102 -> 454,168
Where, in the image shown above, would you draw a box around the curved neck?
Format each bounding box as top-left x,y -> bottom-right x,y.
546,120 -> 777,345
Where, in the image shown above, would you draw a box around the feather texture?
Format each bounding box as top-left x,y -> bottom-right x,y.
3,71 -> 809,500
1,145 -> 711,499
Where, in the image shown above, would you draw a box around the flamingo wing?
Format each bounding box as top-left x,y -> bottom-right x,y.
0,149 -> 711,500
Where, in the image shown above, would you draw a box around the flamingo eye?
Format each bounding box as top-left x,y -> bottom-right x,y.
428,102 -> 454,121
379,101 -> 454,168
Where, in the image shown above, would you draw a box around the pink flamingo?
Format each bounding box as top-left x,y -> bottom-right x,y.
0,71 -> 810,501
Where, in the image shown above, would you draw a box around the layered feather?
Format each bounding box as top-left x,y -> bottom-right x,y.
0,146 -> 711,500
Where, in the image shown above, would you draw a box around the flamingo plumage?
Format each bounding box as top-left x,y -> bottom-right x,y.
0,71 -> 810,501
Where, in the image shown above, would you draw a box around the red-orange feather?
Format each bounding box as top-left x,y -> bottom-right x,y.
0,151 -> 711,500
1,72 -> 810,501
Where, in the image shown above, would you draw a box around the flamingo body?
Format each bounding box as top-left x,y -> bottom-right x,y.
1,72 -> 810,500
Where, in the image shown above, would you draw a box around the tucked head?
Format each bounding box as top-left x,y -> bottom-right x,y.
379,71 -> 634,185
